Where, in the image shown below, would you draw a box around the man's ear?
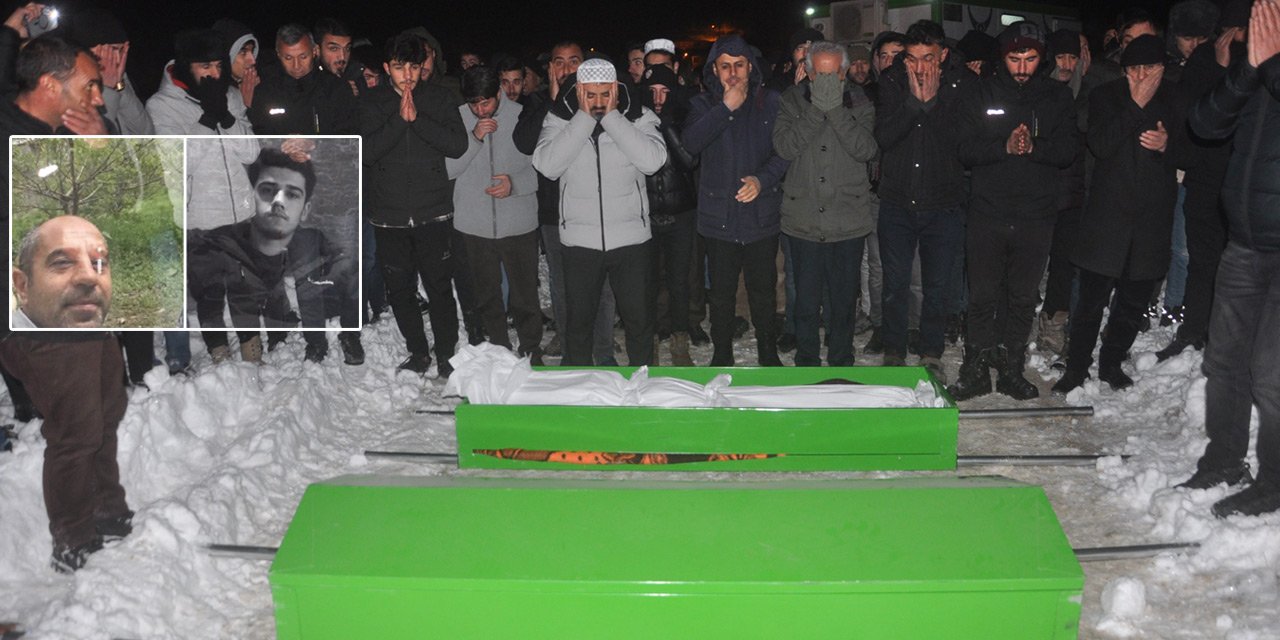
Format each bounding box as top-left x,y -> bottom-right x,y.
940,48 -> 949,64
301,200 -> 313,222
12,268 -> 28,306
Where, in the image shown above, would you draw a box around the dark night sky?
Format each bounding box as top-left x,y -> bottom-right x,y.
43,0 -> 1188,99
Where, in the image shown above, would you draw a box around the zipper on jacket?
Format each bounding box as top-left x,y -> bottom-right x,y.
593,136 -> 605,251
489,136 -> 498,238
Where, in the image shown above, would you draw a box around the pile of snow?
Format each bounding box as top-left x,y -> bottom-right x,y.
0,316 -> 1277,639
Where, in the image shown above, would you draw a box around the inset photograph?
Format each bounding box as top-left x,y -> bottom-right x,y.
185,136 -> 360,332
9,136 -> 185,330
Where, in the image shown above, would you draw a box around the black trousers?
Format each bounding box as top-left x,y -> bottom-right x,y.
1043,207 -> 1081,315
652,215 -> 696,334
1176,180 -> 1228,343
704,234 -> 779,349
561,242 -> 654,366
460,229 -> 543,356
0,335 -> 129,551
375,222 -> 459,360
1064,268 -> 1159,371
965,216 -> 1054,350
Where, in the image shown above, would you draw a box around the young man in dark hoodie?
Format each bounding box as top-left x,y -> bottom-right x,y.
683,34 -> 790,367
361,33 -> 468,376
248,23 -> 358,135
951,22 -> 1077,401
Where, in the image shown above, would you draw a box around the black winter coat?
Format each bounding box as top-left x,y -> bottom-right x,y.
643,96 -> 698,220
1191,56 -> 1280,252
248,66 -> 359,135
956,69 -> 1078,223
513,90 -> 561,227
873,62 -> 970,211
360,83 -> 468,227
1074,78 -> 1189,280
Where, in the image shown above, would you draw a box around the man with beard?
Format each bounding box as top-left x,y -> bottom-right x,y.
314,18 -> 362,97
684,34 -> 790,366
187,149 -> 357,361
12,216 -> 112,329
951,22 -> 1077,401
361,33 -> 468,376
532,58 -> 667,366
847,44 -> 873,88
515,42 -> 620,364
147,28 -> 253,137
248,23 -> 359,135
495,55 -> 525,103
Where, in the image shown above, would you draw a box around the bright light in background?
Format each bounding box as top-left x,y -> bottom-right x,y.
37,164 -> 57,178
805,6 -> 816,16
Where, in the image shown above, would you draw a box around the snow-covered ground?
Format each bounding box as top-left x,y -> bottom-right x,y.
0,312 -> 1276,639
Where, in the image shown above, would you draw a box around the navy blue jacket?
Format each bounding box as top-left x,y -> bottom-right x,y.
683,35 -> 789,244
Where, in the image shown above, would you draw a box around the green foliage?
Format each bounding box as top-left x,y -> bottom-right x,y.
10,138 -> 184,328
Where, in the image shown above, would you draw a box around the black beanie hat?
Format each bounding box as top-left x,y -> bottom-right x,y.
998,22 -> 1045,57
1169,0 -> 1220,38
1121,34 -> 1167,67
956,30 -> 999,63
788,27 -> 824,53
1047,29 -> 1081,57
175,28 -> 227,66
640,63 -> 679,89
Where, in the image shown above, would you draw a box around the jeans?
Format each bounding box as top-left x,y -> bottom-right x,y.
704,234 -> 779,349
1176,180 -> 1228,343
542,223 -> 616,363
1196,242 -> 1280,485
1044,207 -> 1082,315
878,202 -> 964,358
362,220 -> 386,317
788,234 -> 865,366
652,215 -> 696,334
163,331 -> 190,369
1165,184 -> 1189,308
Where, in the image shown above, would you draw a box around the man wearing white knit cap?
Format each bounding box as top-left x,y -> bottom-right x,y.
644,38 -> 679,71
533,57 -> 668,366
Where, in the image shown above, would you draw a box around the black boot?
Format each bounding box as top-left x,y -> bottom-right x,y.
1051,367 -> 1090,395
710,342 -> 734,367
947,346 -> 993,401
1097,347 -> 1134,391
757,333 -> 783,367
995,345 -> 1039,400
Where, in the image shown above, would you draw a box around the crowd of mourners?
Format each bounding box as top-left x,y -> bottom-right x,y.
1,0 -> 1279,571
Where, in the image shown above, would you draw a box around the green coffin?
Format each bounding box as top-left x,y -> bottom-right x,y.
454,366 -> 958,471
271,475 -> 1082,639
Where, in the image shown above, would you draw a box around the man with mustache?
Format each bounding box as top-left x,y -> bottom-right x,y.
0,33 -> 133,573
532,57 -> 667,366
950,22 -> 1077,401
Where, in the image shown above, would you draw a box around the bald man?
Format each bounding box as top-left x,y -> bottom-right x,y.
12,216 -> 112,329
1,216 -> 131,572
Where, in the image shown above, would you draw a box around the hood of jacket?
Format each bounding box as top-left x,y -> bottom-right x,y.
548,74 -> 643,124
701,34 -> 764,99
